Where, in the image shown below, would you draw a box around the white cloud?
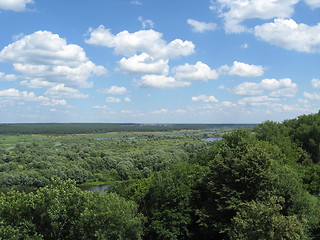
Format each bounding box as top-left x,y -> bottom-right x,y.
211,1 -> 320,53
175,109 -> 188,114
121,110 -> 145,117
138,16 -> 154,29
130,0 -> 142,5
311,78 -> 320,88
98,86 -> 128,95
254,18 -> 320,53
219,61 -> 264,77
124,97 -> 132,102
212,0 -> 299,33
235,78 -> 297,97
268,78 -> 297,97
304,0 -> 320,8
0,0 -> 33,11
191,95 -> 218,103
0,88 -> 45,101
118,53 -> 169,75
234,82 -> 262,95
0,88 -> 71,108
269,87 -> 297,97
136,74 -> 190,89
152,108 -> 168,114
20,78 -> 56,88
271,103 -> 304,112
304,92 -> 320,100
0,31 -> 106,88
173,61 -> 218,81
241,43 -> 249,49
85,25 -> 195,59
259,78 -> 283,90
220,101 -> 237,107
0,72 -> 17,81
187,19 -> 217,32
106,97 -> 121,103
1,31 -> 87,66
93,105 -> 111,110
40,99 -> 67,106
238,96 -> 279,106
45,84 -> 89,99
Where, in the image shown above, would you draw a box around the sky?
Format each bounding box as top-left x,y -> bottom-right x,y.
0,0 -> 320,123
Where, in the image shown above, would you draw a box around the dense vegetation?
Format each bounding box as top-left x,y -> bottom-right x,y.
0,132 -> 213,191
0,123 -> 255,135
0,113 -> 320,239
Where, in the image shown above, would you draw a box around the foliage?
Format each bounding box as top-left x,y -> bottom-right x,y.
0,179 -> 144,240
0,123 -> 254,135
0,133 -> 211,189
191,129 -> 319,239
1,113 -> 320,239
230,196 -> 308,240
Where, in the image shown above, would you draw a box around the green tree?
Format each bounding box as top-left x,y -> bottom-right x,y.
0,179 -> 144,240
230,196 -> 308,240
121,162 -> 205,240
196,129 -> 318,239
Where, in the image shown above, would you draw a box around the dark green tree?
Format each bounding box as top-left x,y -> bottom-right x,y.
0,179 -> 144,240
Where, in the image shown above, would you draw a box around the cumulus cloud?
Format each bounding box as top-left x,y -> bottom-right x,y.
106,97 -> 121,103
124,97 -> 132,102
173,61 -> 218,81
254,18 -> 320,53
40,99 -> 67,106
271,103 -> 304,112
234,82 -> 263,95
98,86 -> 128,95
220,101 -> 237,107
118,53 -> 169,75
211,0 -> 320,54
45,84 -> 89,99
136,75 -> 190,89
20,78 -> 56,88
235,78 -> 297,97
304,92 -> 320,100
211,0 -> 299,33
0,31 -> 87,66
0,72 -> 17,81
130,0 -> 142,5
311,78 -> 320,88
238,96 -> 279,106
138,16 -> 154,29
85,25 -> 195,59
0,0 -> 33,11
0,88 -> 71,107
92,105 -> 111,110
0,31 -> 106,88
241,43 -> 249,49
152,108 -> 168,114
219,61 -> 264,77
0,88 -> 45,101
191,95 -> 218,103
304,0 -> 320,8
187,19 -> 217,32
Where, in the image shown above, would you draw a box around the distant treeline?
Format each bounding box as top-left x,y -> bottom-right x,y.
0,123 -> 256,135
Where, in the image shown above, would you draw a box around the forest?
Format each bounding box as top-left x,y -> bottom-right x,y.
0,113 -> 319,239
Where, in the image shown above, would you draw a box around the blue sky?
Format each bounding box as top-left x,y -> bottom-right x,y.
0,0 -> 320,123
